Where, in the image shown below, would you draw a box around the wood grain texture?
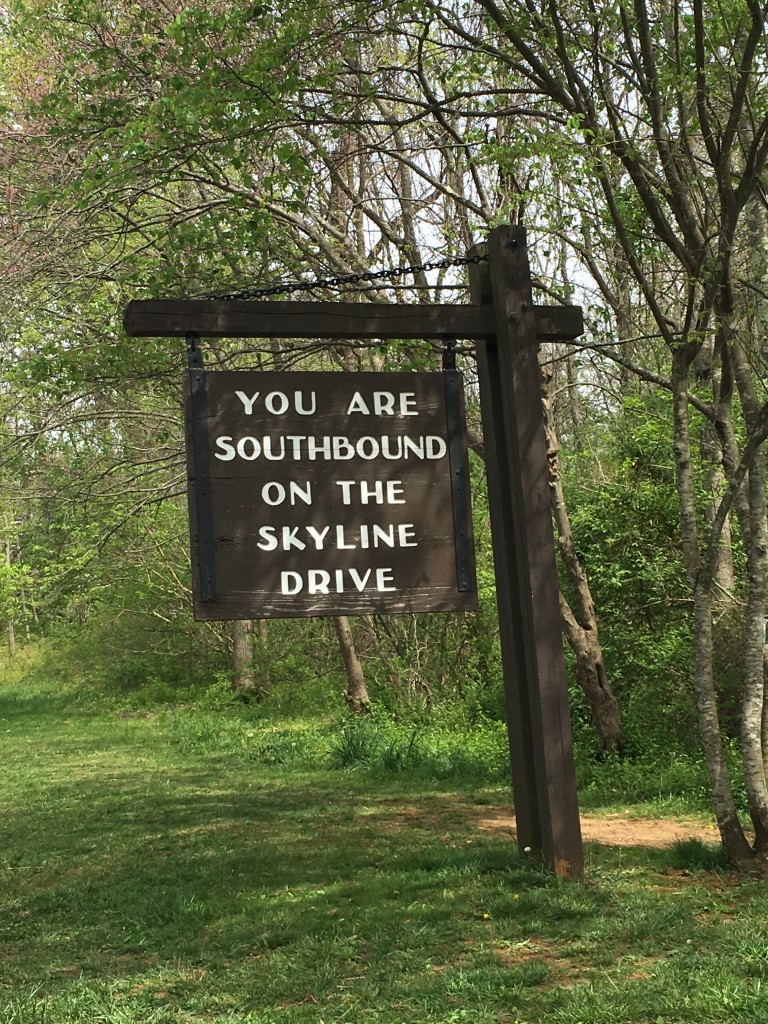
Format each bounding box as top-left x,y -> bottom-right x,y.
185,370 -> 478,619
124,298 -> 583,341
470,228 -> 583,878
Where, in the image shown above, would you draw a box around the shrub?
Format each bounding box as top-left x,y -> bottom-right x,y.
328,720 -> 381,768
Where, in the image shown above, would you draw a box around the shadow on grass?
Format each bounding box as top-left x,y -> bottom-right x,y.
1,703 -> 535,975
2,685 -> 762,1023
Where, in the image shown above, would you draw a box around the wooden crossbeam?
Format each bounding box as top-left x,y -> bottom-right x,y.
123,298 -> 583,342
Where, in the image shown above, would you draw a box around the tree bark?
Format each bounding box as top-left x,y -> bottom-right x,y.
5,538 -> 14,660
558,593 -> 622,754
541,365 -> 624,754
231,619 -> 256,696
671,353 -> 754,866
729,341 -> 768,854
334,615 -> 370,715
701,419 -> 737,606
741,439 -> 768,853
256,618 -> 271,699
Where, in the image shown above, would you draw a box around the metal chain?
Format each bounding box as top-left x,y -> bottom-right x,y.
203,253 -> 488,301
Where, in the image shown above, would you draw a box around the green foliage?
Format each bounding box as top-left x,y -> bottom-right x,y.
157,701 -> 510,785
328,719 -> 382,767
327,714 -> 510,783
576,750 -> 713,812
163,708 -> 330,769
7,0 -> 357,302
669,838 -> 728,872
563,392 -> 700,754
4,0 -> 766,848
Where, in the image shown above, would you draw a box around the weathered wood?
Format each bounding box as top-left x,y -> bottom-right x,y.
469,252 -> 542,859
185,370 -> 478,620
444,368 -> 474,592
186,345 -> 217,603
469,226 -> 584,879
124,298 -> 583,342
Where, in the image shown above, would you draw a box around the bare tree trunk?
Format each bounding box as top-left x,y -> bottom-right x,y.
558,594 -> 622,754
699,367 -> 737,607
5,538 -> 14,660
742,439 -> 768,853
231,619 -> 256,696
565,353 -> 584,449
671,353 -> 754,866
541,366 -> 624,754
729,340 -> 768,853
334,615 -> 370,715
703,444 -> 737,603
256,618 -> 271,699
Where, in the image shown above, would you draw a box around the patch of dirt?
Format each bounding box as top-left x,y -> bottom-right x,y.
474,807 -> 721,849
371,795 -> 722,849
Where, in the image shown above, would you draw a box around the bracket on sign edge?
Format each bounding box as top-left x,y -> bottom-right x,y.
442,339 -> 475,594
187,334 -> 217,603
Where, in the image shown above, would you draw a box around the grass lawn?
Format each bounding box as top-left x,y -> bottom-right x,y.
2,670 -> 768,1023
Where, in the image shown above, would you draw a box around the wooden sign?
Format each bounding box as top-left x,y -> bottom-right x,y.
127,224 -> 586,877
184,370 -> 477,619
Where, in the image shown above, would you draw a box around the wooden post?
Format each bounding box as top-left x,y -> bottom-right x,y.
123,222 -> 585,876
469,225 -> 584,878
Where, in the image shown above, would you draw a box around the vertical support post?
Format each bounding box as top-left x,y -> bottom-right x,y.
187,334 -> 217,603
468,225 -> 583,878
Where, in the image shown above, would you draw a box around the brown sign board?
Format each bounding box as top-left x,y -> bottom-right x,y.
184,370 -> 477,619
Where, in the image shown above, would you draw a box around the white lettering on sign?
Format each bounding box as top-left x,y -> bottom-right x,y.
334,480 -> 406,505
236,391 -> 260,415
237,437 -> 260,461
213,434 -> 447,462
260,481 -> 313,506
190,370 -> 475,618
280,567 -> 397,594
346,391 -> 419,416
236,390 -> 317,415
256,523 -> 418,551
